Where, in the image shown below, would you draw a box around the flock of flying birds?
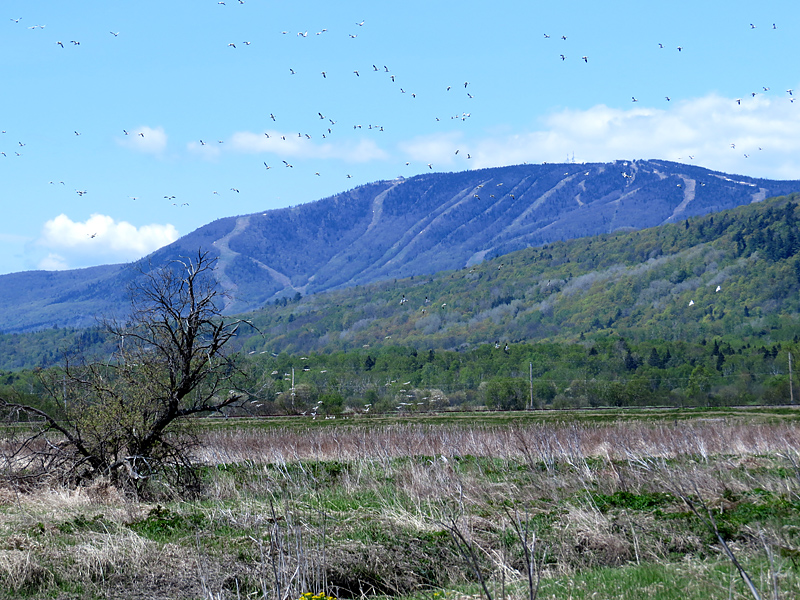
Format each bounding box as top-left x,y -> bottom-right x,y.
2,10 -> 795,236
2,10 -> 484,212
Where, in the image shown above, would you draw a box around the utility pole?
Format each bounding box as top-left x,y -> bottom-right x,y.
790,352 -> 795,405
529,362 -> 534,410
291,367 -> 296,411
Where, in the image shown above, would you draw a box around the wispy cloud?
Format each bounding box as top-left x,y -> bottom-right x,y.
398,132 -> 464,166
228,130 -> 388,162
36,213 -> 179,270
397,93 -> 800,180
117,126 -> 168,155
458,93 -> 800,180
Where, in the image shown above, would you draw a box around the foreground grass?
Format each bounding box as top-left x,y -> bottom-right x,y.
1,413 -> 800,599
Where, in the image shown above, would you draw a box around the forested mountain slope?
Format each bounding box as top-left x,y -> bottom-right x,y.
1,160 -> 797,333
235,192 -> 800,356
4,191 -> 797,373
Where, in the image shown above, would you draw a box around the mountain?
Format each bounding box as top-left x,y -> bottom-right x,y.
230,191 -> 800,356
2,191 -> 799,371
2,159 -> 799,333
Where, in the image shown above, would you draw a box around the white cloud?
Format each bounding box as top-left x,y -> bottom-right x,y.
228,130 -> 388,162
38,253 -> 70,271
117,126 -> 168,155
398,132 -> 464,166
407,93 -> 800,180
36,214 -> 179,270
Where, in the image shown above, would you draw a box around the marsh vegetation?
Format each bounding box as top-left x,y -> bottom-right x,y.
1,411 -> 799,599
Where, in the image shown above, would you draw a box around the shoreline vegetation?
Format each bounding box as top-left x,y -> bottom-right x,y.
2,409 -> 799,599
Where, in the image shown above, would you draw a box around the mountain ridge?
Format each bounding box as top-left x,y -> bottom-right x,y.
1,159 -> 798,333
2,190 -> 799,371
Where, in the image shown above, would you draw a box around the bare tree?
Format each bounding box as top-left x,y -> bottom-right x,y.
0,251 -> 248,494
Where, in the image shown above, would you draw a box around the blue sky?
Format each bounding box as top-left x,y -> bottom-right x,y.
2,0 -> 799,275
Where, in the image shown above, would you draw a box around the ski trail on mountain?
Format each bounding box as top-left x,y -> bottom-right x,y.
211,216 -> 248,308
506,173 -> 579,232
335,180 -> 485,284
212,215 -> 295,309
308,182 -> 400,287
371,180 -> 492,268
664,176 -> 696,222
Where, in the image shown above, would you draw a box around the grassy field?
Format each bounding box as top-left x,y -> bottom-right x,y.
1,408 -> 800,599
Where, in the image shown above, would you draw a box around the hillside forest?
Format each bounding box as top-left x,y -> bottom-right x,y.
1,192 -> 799,413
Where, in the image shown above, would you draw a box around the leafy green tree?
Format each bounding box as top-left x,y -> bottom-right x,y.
531,380 -> 556,407
485,377 -> 529,410
319,392 -> 344,415
688,364 -> 714,406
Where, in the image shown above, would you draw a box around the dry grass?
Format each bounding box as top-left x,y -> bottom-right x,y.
0,417 -> 798,599
194,420 -> 800,465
